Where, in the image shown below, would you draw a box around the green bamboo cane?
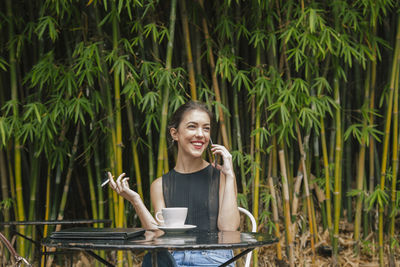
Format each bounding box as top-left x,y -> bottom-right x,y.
267,154 -> 282,261
126,101 -> 143,199
6,0 -> 26,255
278,149 -> 295,267
46,124 -> 80,267
179,0 -> 197,100
295,121 -> 315,263
332,67 -> 343,264
26,152 -> 39,259
82,129 -> 99,227
0,150 -> 10,240
193,17 -> 202,77
94,143 -> 104,227
313,134 -> 327,229
156,0 -> 177,178
354,65 -> 370,254
111,2 -> 125,233
41,166 -> 51,267
94,4 -> 113,229
389,58 -> 399,265
389,22 -> 400,240
252,102 -> 260,267
93,140 -> 106,264
233,90 -> 247,195
198,0 -> 230,149
378,17 -> 400,267
27,153 -> 39,223
54,123 -> 80,226
366,28 -> 378,238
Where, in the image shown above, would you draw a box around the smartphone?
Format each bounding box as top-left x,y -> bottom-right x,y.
209,138 -> 218,165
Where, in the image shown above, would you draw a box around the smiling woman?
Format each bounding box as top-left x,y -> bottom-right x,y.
108,101 -> 240,266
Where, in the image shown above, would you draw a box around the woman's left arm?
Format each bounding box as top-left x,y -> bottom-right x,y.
211,144 -> 240,231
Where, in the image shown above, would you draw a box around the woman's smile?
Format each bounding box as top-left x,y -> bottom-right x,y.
191,140 -> 205,150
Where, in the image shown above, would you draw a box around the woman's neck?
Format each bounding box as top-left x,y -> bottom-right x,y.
174,153 -> 208,174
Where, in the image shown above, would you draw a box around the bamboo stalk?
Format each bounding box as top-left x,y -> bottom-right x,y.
41,166 -> 51,267
390,59 -> 400,236
26,151 -> 39,259
379,17 -> 400,267
318,52 -> 332,238
267,154 -> 282,260
278,149 -> 295,267
6,0 -> 26,256
332,66 -> 343,265
126,101 -> 143,199
156,0 -> 177,178
82,129 -> 99,227
354,64 -> 370,254
233,90 -> 247,195
198,0 -> 230,149
46,124 -> 80,267
94,142 -> 104,227
367,25 -> 378,239
93,4 -> 112,230
0,150 -> 10,239
179,0 -> 197,100
252,96 -> 261,267
111,2 -> 125,235
389,57 -> 399,266
295,121 -> 315,263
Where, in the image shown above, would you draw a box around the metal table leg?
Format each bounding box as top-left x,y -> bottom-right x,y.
85,250 -> 115,267
219,248 -> 254,267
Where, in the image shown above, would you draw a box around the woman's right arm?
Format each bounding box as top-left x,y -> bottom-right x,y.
108,172 -> 161,229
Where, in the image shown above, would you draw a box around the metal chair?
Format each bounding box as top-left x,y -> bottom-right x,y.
0,232 -> 31,266
238,207 -> 257,267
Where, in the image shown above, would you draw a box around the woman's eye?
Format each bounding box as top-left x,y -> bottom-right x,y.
188,125 -> 196,129
204,127 -> 210,132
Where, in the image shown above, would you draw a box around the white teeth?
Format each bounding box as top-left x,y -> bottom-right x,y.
192,142 -> 203,146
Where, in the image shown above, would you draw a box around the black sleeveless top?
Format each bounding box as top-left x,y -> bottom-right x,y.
162,164 -> 220,231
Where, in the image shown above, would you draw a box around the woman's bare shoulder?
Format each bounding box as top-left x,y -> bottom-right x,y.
151,177 -> 163,190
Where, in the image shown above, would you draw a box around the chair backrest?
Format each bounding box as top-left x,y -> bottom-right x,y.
0,232 -> 31,267
238,207 -> 257,267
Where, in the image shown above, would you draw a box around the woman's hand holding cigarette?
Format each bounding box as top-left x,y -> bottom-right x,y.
107,172 -> 140,202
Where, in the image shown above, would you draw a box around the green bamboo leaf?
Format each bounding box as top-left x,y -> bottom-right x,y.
143,23 -> 159,42
236,19 -> 250,40
0,57 -> 9,71
214,15 -> 235,41
0,117 -> 9,146
249,29 -> 267,49
309,8 -> 316,33
99,12 -> 112,27
232,70 -> 251,91
35,16 -> 59,42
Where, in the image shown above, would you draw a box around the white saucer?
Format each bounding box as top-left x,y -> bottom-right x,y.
157,224 -> 197,233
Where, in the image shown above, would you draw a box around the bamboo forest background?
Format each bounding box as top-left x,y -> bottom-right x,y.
0,0 -> 399,266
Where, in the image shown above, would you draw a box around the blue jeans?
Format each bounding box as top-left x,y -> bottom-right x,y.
172,249 -> 235,267
142,251 -> 177,267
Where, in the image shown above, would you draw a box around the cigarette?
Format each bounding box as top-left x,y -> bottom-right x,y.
101,179 -> 110,187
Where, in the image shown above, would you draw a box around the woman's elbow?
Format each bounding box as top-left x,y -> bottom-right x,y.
218,217 -> 240,231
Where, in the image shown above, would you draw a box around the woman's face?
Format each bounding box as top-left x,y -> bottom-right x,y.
170,109 -> 211,158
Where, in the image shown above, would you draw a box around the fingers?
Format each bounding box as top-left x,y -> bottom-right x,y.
211,144 -> 234,175
211,144 -> 232,160
108,172 -> 116,188
108,172 -> 130,193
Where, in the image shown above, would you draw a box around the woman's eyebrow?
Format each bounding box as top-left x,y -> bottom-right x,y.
185,121 -> 210,126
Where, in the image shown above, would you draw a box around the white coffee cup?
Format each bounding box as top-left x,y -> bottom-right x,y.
155,207 -> 188,227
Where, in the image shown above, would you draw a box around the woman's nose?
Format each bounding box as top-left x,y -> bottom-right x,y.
195,128 -> 204,137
